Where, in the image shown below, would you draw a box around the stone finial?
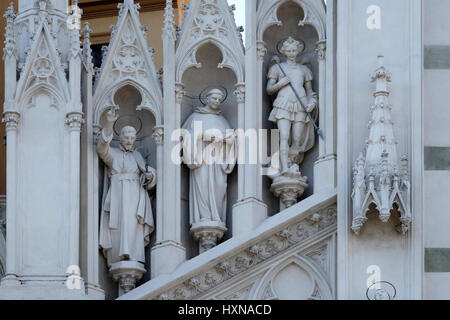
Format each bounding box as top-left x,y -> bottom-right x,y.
82,22 -> 94,72
3,2 -> 17,60
351,56 -> 411,235
163,0 -> 176,39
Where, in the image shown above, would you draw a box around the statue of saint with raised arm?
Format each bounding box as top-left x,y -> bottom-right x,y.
181,88 -> 237,253
97,108 -> 156,294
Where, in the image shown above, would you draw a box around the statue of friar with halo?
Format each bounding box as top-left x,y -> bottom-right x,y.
181,88 -> 237,253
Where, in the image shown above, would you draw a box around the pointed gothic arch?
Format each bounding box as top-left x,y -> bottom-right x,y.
257,0 -> 326,42
250,254 -> 332,300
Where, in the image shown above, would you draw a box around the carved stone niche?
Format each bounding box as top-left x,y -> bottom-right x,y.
260,1 -> 323,213
99,85 -> 157,160
180,43 -> 240,257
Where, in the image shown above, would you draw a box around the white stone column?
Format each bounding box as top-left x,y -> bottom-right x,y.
1,112 -> 20,286
234,83 -> 245,199
1,4 -> 19,286
313,36 -> 337,193
152,126 -> 164,244
151,0 -> 186,278
232,0 -> 267,236
66,113 -> 84,269
316,40 -> 326,158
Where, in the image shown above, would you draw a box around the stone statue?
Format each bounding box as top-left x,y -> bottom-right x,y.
266,37 -> 318,208
97,108 -> 156,295
267,37 -> 318,172
181,88 -> 237,253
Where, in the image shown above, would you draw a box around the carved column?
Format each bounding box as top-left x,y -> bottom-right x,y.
1,112 -> 20,286
0,4 -> 19,285
316,40 -> 326,158
151,0 -> 186,278
313,38 -> 336,193
152,126 -> 164,245
66,113 -> 84,271
232,0 -> 268,236
234,83 -> 245,199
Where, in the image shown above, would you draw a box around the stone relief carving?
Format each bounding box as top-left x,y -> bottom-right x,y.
267,37 -> 318,208
97,108 -> 157,295
351,56 -> 411,235
154,205 -> 336,300
176,0 -> 244,83
181,89 -> 237,253
192,0 -> 227,38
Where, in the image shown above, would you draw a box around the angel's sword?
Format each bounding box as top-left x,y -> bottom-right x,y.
274,61 -> 324,140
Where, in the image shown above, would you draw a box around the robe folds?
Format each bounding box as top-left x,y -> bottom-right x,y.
97,131 -> 156,267
182,108 -> 237,226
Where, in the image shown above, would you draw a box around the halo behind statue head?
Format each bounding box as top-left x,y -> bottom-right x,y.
277,37 -> 306,56
113,114 -> 143,137
199,86 -> 228,105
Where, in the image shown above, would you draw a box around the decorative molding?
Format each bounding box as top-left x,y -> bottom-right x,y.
152,126 -> 164,145
315,40 -> 326,61
154,204 -> 336,300
175,82 -> 185,105
2,112 -> 21,132
256,41 -> 267,61
233,83 -> 245,104
65,112 -> 85,131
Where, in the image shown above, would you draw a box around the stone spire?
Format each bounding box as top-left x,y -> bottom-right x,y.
365,55 -> 397,175
351,56 -> 411,235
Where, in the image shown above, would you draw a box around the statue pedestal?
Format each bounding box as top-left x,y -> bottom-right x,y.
109,261 -> 146,297
270,166 -> 308,209
190,221 -> 228,254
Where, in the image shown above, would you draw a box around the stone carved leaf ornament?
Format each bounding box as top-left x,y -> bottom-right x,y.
192,1 -> 227,38
114,44 -> 144,73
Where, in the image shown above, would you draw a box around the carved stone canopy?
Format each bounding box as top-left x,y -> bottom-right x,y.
351,56 -> 411,235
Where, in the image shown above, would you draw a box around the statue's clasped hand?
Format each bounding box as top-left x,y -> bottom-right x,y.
278,76 -> 291,88
306,101 -> 316,113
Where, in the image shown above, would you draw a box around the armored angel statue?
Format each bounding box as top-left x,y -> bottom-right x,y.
97,108 -> 156,293
266,37 -> 318,208
181,88 -> 237,253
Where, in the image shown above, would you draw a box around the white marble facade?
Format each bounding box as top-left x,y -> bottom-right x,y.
0,0 -> 445,300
